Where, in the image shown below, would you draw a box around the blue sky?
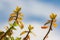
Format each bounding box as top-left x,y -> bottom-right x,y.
0,0 -> 60,40
39,0 -> 60,7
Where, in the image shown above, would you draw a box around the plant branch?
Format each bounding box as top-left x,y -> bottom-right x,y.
23,30 -> 30,40
43,19 -> 53,40
0,12 -> 18,40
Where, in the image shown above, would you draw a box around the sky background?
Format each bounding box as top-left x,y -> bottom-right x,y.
0,0 -> 60,40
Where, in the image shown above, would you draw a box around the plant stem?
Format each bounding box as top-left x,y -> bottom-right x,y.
0,12 -> 18,40
43,19 -> 53,40
23,30 -> 30,40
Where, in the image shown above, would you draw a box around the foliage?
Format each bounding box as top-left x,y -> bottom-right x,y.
0,6 -> 57,40
20,25 -> 35,40
41,13 -> 57,40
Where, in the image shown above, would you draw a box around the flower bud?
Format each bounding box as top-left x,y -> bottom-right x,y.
50,13 -> 57,19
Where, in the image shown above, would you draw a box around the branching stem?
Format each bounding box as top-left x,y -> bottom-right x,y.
43,19 -> 53,40
0,12 -> 18,40
23,30 -> 30,40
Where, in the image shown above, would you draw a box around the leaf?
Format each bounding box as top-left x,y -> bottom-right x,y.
18,13 -> 24,17
44,20 -> 51,25
53,19 -> 56,22
9,24 -> 13,27
10,13 -> 16,17
53,23 -> 57,28
7,30 -> 13,36
15,37 -> 21,40
16,6 -> 21,12
10,37 -> 14,40
9,24 -> 16,30
9,17 -> 15,21
18,21 -> 24,29
13,6 -> 21,13
41,26 -> 48,29
28,25 -> 34,30
11,27 -> 16,30
0,32 -> 4,35
0,30 -> 4,34
4,37 -> 9,40
19,17 -> 23,20
13,21 -> 18,26
20,31 -> 28,35
17,17 -> 23,21
0,31 -> 5,37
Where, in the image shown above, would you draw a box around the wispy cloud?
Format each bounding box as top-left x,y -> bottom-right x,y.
0,0 -> 60,40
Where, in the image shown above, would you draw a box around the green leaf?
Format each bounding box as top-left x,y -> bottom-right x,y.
13,22 -> 18,26
12,27 -> 16,30
0,31 -> 4,35
10,37 -> 14,40
4,37 -> 9,40
15,37 -> 21,40
9,23 -> 16,30
9,24 -> 13,27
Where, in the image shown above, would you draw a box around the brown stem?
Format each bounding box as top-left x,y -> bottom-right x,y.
43,19 -> 53,40
0,12 -> 18,40
23,30 -> 30,40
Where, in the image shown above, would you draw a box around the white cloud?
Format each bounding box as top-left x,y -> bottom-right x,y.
0,0 -> 60,40
22,1 -> 60,20
12,21 -> 60,40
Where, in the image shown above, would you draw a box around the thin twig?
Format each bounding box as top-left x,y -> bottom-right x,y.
0,12 -> 18,40
43,19 -> 53,40
23,30 -> 30,40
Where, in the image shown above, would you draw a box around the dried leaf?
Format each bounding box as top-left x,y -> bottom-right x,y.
9,17 -> 15,21
44,20 -> 51,25
53,19 -> 56,22
18,13 -> 24,17
10,13 -> 16,17
18,21 -> 24,29
20,31 -> 28,35
41,26 -> 48,29
53,23 -> 57,28
17,17 -> 23,21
